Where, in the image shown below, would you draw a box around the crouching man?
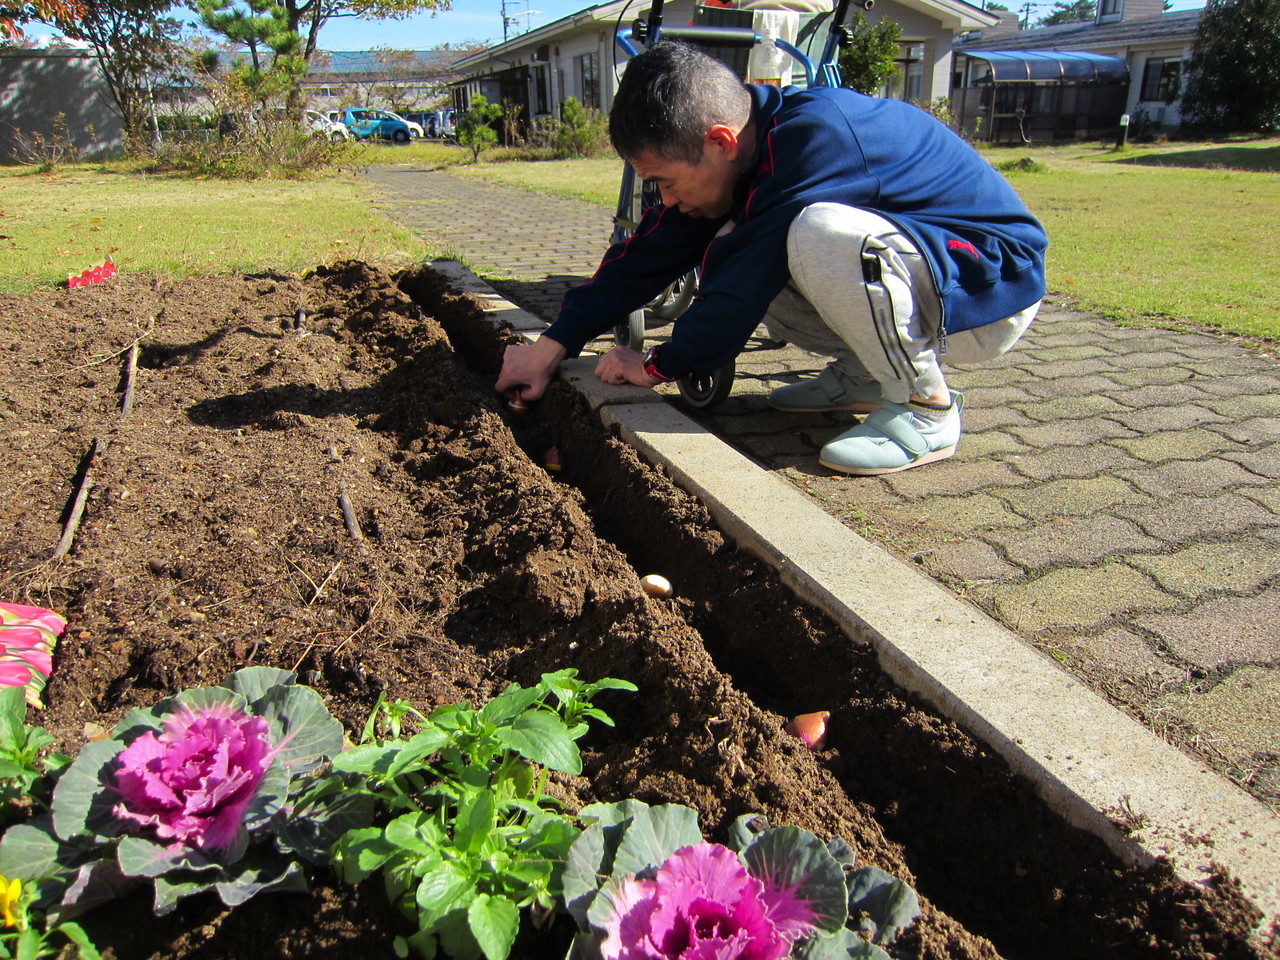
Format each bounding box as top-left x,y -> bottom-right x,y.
496,41 -> 1048,475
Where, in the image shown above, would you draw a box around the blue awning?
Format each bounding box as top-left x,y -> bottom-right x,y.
962,50 -> 1129,82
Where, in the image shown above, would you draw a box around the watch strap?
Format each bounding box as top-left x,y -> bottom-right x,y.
642,344 -> 676,384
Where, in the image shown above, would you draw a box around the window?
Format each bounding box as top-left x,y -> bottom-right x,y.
887,43 -> 925,102
1099,0 -> 1120,16
903,61 -> 924,103
534,64 -> 549,115
576,52 -> 599,110
1140,57 -> 1180,102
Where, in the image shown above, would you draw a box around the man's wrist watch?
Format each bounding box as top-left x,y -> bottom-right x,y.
642,344 -> 676,384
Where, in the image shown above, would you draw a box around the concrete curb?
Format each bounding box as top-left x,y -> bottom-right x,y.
429,260 -> 1280,927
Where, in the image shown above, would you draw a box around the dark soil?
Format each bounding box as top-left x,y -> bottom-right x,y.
0,261 -> 1274,960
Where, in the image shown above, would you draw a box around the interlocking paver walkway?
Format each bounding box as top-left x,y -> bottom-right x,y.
364,165 -> 1280,808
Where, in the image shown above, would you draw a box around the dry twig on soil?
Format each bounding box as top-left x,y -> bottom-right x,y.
52,437 -> 108,558
120,341 -> 140,418
338,483 -> 363,540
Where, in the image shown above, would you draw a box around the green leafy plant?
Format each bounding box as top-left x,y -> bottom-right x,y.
913,96 -> 955,128
0,687 -> 70,824
0,667 -> 363,919
837,12 -> 903,96
456,94 -> 503,162
361,691 -> 427,743
995,156 -> 1049,175
553,98 -> 610,159
563,802 -> 921,960
0,874 -> 101,959
329,669 -> 636,960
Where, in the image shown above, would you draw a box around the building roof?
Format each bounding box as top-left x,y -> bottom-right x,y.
455,0 -> 999,71
452,0 -> 631,70
961,49 -> 1129,81
309,49 -> 464,74
956,7 -> 1199,52
894,0 -> 999,31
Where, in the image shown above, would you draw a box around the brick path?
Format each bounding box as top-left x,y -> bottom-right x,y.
364,165 -> 1280,807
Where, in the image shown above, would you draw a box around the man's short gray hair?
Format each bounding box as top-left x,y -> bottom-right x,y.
609,41 -> 752,164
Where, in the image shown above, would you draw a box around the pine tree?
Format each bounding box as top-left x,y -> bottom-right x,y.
199,0 -> 306,106
1038,0 -> 1096,26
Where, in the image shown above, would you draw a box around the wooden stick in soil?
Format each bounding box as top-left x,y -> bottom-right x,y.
53,437 -> 108,558
338,483 -> 363,540
120,341 -> 140,418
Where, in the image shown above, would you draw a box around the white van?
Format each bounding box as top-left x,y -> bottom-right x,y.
306,110 -> 351,140
426,109 -> 457,139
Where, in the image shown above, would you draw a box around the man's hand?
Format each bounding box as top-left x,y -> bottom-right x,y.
496,336 -> 568,403
594,345 -> 661,388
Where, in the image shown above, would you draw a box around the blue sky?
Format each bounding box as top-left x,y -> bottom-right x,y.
32,0 -> 1208,51
317,0 -> 592,49
315,0 -> 1207,50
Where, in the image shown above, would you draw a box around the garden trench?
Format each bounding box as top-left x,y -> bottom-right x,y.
0,261 -> 1272,960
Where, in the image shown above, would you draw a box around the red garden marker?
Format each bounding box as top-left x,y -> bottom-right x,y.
67,256 -> 116,289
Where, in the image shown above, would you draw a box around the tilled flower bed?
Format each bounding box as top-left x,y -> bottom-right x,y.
0,261 -> 1271,959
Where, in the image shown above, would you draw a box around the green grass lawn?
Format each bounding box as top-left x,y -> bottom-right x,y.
985,140 -> 1280,341
0,165 -> 432,293
354,139 -> 470,168
442,157 -> 623,207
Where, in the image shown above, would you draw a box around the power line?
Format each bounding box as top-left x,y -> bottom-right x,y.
499,0 -> 543,41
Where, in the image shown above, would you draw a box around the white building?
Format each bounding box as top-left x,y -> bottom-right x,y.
450,0 -> 999,135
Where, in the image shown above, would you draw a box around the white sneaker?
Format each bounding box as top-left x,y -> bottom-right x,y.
769,367 -> 881,413
819,394 -> 964,475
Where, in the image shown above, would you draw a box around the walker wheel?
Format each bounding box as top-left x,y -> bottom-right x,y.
677,362 -> 735,409
614,308 -> 646,351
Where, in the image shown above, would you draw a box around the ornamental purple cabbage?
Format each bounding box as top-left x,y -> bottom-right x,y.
112,701 -> 273,853
599,841 -> 814,960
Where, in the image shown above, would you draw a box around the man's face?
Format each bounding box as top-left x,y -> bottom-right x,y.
631,133 -> 739,219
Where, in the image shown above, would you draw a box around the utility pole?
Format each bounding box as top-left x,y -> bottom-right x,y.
499,0 -> 539,41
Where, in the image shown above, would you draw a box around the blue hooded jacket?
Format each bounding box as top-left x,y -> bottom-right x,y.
544,83 -> 1049,378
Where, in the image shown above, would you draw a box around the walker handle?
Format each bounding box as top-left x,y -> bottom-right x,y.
642,25 -> 762,47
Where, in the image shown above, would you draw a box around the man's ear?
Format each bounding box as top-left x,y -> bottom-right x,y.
706,124 -> 740,158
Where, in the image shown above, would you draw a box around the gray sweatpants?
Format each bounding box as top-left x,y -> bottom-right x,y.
762,203 -> 1039,405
